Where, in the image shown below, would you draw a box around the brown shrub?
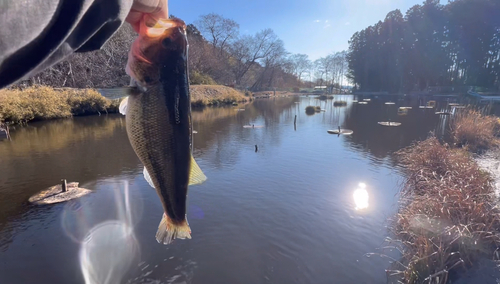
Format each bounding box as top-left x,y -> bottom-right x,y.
389,137 -> 500,283
451,109 -> 499,152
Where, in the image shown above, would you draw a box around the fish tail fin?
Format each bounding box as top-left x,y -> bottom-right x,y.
155,214 -> 191,245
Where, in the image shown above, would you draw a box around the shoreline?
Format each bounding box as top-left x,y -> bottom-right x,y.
0,85 -> 249,125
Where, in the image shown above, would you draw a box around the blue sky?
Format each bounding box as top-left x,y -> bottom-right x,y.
170,0 -> 429,61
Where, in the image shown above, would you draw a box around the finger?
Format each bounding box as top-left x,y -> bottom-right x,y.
151,0 -> 168,19
125,10 -> 143,32
131,0 -> 168,19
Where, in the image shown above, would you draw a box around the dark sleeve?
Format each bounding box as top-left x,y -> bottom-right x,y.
0,0 -> 134,88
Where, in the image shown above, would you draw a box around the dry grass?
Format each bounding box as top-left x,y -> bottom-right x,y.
389,137 -> 500,283
0,86 -> 119,124
451,109 -> 499,152
190,85 -> 248,107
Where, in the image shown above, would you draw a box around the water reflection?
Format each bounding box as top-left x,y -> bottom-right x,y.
353,183 -> 369,210
341,95 -> 466,165
0,95 -> 488,283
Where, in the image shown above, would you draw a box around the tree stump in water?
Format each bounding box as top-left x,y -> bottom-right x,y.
61,179 -> 67,192
29,181 -> 92,205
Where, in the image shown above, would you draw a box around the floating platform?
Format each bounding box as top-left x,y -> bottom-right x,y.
333,101 -> 347,106
435,111 -> 453,115
378,121 -> 402,127
29,182 -> 91,205
243,125 -> 264,128
358,102 -> 368,105
352,100 -> 358,103
399,106 -> 412,110
385,102 -> 395,105
419,106 -> 434,109
327,129 -> 353,135
362,99 -> 371,102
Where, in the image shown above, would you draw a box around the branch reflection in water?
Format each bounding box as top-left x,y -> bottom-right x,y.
353,182 -> 369,210
63,181 -> 140,284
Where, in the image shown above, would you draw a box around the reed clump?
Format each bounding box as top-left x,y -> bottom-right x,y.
305,106 -> 316,115
389,137 -> 500,283
451,109 -> 499,152
0,86 -> 119,124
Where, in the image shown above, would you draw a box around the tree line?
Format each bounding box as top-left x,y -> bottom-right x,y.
347,0 -> 500,93
184,13 -> 349,91
14,13 -> 346,92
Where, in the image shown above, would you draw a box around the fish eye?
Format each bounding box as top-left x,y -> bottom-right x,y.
162,38 -> 172,48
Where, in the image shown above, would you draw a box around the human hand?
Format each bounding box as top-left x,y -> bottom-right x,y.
126,0 -> 169,33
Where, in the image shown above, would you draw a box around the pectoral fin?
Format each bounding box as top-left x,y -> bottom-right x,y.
119,96 -> 128,115
143,167 -> 155,188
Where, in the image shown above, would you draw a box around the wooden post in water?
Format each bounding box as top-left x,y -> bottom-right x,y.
294,115 -> 297,125
61,179 -> 67,192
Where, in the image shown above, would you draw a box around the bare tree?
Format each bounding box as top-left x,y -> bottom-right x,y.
230,29 -> 283,86
290,54 -> 312,84
250,38 -> 288,90
196,13 -> 239,55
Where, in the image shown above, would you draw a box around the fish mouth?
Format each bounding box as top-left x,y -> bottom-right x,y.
125,17 -> 187,87
139,16 -> 186,42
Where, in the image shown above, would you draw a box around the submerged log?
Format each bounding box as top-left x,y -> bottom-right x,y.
29,181 -> 91,205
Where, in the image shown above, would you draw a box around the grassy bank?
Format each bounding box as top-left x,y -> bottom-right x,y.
0,85 -> 248,124
190,85 -> 248,107
388,110 -> 500,283
0,86 -> 120,124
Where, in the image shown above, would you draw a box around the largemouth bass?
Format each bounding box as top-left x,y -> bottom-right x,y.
119,16 -> 206,245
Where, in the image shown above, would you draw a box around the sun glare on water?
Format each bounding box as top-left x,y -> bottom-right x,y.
353,182 -> 369,210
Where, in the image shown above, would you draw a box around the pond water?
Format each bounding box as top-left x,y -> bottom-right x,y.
0,95 -> 484,283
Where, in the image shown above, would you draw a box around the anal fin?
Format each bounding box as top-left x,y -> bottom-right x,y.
189,155 -> 207,185
143,155 -> 207,189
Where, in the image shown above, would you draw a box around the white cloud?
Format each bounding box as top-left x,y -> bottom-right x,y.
324,24 -> 331,29
325,20 -> 329,23
345,22 -> 350,26
314,20 -> 320,23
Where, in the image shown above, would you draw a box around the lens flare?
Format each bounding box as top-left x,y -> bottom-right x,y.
61,199 -> 93,243
353,183 -> 369,210
79,221 -> 139,284
61,180 -> 144,243
75,180 -> 141,284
